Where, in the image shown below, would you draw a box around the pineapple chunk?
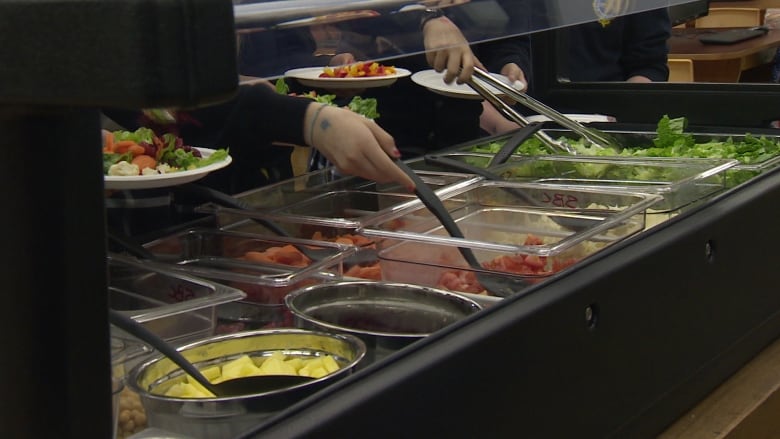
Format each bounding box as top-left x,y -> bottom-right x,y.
164,383 -> 189,397
299,358 -> 322,378
322,355 -> 340,374
160,351 -> 345,398
308,367 -> 328,378
299,356 -> 341,377
259,355 -> 297,375
200,365 -> 222,382
303,357 -> 324,369
165,382 -> 212,398
221,355 -> 261,380
284,357 -> 304,372
187,379 -> 216,398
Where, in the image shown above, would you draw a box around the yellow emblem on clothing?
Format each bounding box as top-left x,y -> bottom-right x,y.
593,0 -> 628,26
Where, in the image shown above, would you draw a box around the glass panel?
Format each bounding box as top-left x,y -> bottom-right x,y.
234,0 -> 693,79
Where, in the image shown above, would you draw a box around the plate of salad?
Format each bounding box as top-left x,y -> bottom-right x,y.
103,127 -> 231,190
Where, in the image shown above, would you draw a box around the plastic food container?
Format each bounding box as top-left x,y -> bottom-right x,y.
361,181 -> 662,297
457,127 -> 780,182
200,167 -> 481,234
209,180 -> 479,285
141,228 -> 356,332
108,254 -> 246,345
421,152 -> 737,213
111,335 -> 152,439
127,329 -> 366,439
285,280 -> 483,362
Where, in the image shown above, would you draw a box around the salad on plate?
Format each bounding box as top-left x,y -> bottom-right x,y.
103,127 -> 229,177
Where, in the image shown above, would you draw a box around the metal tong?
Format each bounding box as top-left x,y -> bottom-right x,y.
467,67 -> 619,154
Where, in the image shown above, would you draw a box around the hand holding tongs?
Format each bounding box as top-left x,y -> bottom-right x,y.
467,66 -> 619,154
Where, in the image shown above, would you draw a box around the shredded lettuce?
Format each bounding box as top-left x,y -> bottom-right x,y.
347,96 -> 379,119
470,114 -> 780,166
274,78 -> 379,119
113,127 -> 155,145
466,114 -> 780,186
274,78 -> 289,95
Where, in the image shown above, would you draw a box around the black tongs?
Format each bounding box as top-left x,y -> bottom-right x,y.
467,67 -> 619,153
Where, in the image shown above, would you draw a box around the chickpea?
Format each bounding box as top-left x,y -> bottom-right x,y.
115,388 -> 147,438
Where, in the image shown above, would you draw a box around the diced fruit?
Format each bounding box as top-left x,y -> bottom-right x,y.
160,352 -> 344,398
258,356 -> 297,375
222,355 -> 261,380
322,355 -> 340,374
187,379 -> 216,398
200,365 -> 222,382
165,382 -> 211,398
284,357 -> 304,372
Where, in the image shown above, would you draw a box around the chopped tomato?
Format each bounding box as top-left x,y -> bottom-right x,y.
241,245 -> 310,267
524,234 -> 544,246
345,263 -> 382,280
319,62 -> 397,78
434,235 -> 582,296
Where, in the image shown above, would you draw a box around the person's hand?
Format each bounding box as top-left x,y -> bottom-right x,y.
480,101 -> 521,136
422,16 -> 482,84
627,75 -> 652,83
329,52 -> 356,66
326,52 -> 366,98
500,63 -> 528,92
304,104 -> 415,190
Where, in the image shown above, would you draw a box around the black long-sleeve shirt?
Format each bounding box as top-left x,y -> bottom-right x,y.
104,84 -> 313,193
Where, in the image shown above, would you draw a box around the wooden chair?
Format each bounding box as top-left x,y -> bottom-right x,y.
695,7 -> 762,28
667,59 -> 695,82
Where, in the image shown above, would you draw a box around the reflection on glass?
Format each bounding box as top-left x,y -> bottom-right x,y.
233,0 -> 694,79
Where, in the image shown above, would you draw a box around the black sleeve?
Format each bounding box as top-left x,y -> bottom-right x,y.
473,35 -> 532,74
217,84 -> 311,148
620,9 -> 671,81
102,84 -> 313,149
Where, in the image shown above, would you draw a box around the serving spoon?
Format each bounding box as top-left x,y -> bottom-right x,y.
109,309 -> 313,397
489,122 -> 545,166
394,159 -> 529,298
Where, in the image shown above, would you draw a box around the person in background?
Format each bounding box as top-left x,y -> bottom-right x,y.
558,8 -> 671,83
479,8 -> 672,135
764,8 -> 780,83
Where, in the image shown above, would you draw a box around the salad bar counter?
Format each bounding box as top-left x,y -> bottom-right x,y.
100,116 -> 780,438
231,131 -> 780,438
7,0 -> 780,437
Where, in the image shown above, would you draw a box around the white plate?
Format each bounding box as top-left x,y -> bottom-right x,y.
411,69 -> 525,100
524,114 -> 616,124
284,66 -> 411,89
105,147 -> 232,190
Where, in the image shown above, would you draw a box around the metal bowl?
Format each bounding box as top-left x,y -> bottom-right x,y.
127,328 -> 366,439
285,280 -> 483,362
